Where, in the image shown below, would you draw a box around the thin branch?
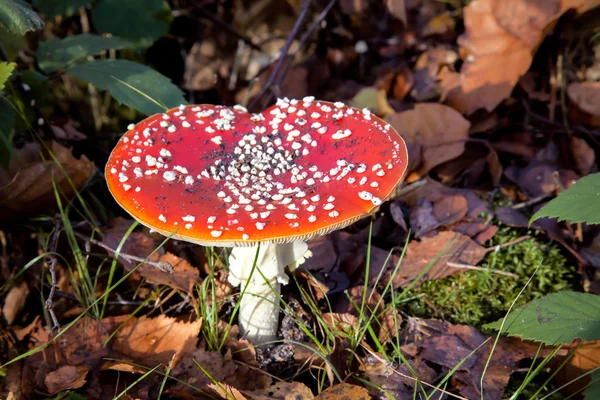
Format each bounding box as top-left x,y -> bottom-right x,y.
73,231 -> 174,273
485,235 -> 532,253
45,217 -> 62,331
248,0 -> 313,111
446,262 -> 519,278
262,0 -> 337,108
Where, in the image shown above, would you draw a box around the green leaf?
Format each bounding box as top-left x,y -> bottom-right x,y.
585,370 -> 600,399
0,26 -> 24,60
0,96 -> 16,169
66,59 -> 186,115
0,0 -> 44,35
91,0 -> 171,46
484,291 -> 600,345
530,173 -> 600,225
32,0 -> 92,19
37,34 -> 132,72
0,61 -> 15,91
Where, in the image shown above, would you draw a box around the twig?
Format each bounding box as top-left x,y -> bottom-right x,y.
446,262 -> 519,278
248,0 -> 313,111
511,194 -> 552,210
44,283 -> 151,307
73,231 -> 174,273
263,0 -> 337,108
485,235 -> 531,253
45,217 -> 62,331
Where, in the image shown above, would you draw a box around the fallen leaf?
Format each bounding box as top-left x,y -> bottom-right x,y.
150,252 -> 201,293
377,308 -> 403,344
567,81 -> 600,126
422,11 -> 455,36
315,383 -> 370,399
391,231 -> 487,288
205,382 -> 247,399
432,195 -> 468,226
0,141 -> 95,216
349,87 -> 395,117
411,46 -> 458,102
553,341 -> 600,397
409,199 -> 440,237
2,281 -> 29,325
401,318 -> 538,400
361,353 -> 436,398
112,315 -> 202,367
439,0 -> 582,115
322,313 -> 359,334
386,103 -> 471,182
101,217 -> 163,270
385,0 -> 407,25
45,365 -> 90,395
570,136 -> 595,176
171,348 -> 238,393
245,381 -> 315,399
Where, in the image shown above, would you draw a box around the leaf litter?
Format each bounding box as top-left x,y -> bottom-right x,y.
3,0 -> 600,399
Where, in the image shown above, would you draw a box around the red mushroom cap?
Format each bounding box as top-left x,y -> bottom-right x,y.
105,98 -> 408,246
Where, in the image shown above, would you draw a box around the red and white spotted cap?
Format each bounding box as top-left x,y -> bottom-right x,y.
105,98 -> 408,246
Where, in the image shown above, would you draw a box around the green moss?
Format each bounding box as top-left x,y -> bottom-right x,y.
400,226 -> 575,328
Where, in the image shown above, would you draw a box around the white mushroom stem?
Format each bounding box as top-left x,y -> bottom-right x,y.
227,242 -> 310,344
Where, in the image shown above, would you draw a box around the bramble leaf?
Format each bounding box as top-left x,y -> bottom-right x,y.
66,59 -> 186,115
484,291 -> 600,345
38,34 -> 131,72
0,0 -> 44,35
530,173 -> 600,225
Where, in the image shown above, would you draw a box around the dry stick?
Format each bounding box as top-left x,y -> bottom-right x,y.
485,235 -> 531,252
72,231 -> 174,273
446,262 -> 518,278
511,193 -> 552,210
45,218 -> 62,331
248,0 -> 313,111
263,0 -> 338,108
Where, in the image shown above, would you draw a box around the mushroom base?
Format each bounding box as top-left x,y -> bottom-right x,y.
227,242 -> 310,344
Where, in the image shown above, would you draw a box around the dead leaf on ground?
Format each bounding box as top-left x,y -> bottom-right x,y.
349,87 -> 396,117
567,81 -> 600,126
315,383 -> 370,399
112,315 -> 201,367
171,348 -> 238,393
401,318 -> 538,400
322,313 -> 359,335
204,382 -> 247,400
385,103 -> 471,182
2,280 -> 29,325
361,353 -> 437,398
245,381 -> 315,400
0,141 -> 95,216
377,307 -> 403,344
45,365 -> 90,394
433,195 -> 469,226
570,136 -> 596,176
391,231 -> 487,288
553,340 -> 600,397
411,46 -> 458,102
439,0 -> 584,115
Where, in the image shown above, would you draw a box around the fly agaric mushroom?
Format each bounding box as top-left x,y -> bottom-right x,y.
105,98 -> 408,343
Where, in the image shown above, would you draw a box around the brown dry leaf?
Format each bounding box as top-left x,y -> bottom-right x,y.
391,231 -> 487,288
361,354 -> 437,398
183,41 -> 220,91
385,0 -> 407,25
422,11 -> 455,36
2,281 -> 29,325
433,195 -> 468,226
322,313 -> 359,334
553,341 -> 600,396
101,217 -> 163,270
349,87 -> 396,117
171,348 -> 238,392
0,141 -> 95,216
567,81 -> 600,126
112,315 -> 201,367
205,383 -> 248,400
401,318 -> 537,400
315,383 -> 370,399
518,72 -> 551,102
385,103 -> 471,182
102,219 -> 201,293
44,365 -> 90,395
570,136 -> 595,176
409,199 -> 440,237
245,382 -> 315,399
377,308 -> 403,344
439,0 -> 586,115
150,252 -> 201,293
412,46 -> 458,102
